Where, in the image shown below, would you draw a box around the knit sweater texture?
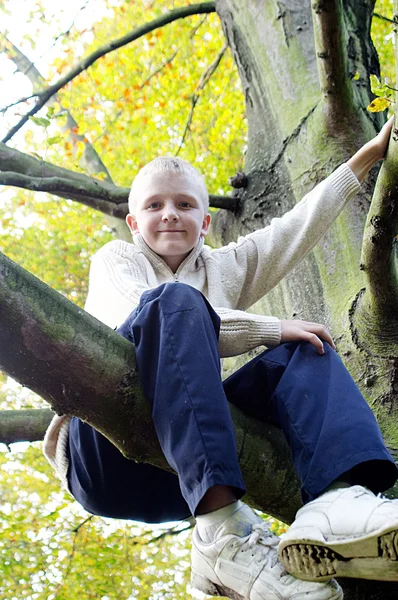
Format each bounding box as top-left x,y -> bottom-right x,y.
43,163 -> 360,489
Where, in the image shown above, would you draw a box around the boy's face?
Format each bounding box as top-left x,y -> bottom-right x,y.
126,171 -> 211,272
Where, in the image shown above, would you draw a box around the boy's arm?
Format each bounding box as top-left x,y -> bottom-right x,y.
212,119 -> 393,315
212,119 -> 393,355
279,118 -> 393,353
210,164 -> 360,312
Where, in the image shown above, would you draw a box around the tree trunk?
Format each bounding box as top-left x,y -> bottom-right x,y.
212,0 -> 398,478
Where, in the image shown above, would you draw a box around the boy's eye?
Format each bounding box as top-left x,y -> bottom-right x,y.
148,202 -> 161,209
179,201 -> 192,208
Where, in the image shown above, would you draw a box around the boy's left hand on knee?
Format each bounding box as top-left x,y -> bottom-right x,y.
280,320 -> 335,355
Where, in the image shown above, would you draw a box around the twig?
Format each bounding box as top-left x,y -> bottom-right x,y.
129,521 -> 194,547
373,12 -> 394,25
70,515 -> 94,533
190,14 -> 209,38
91,48 -> 179,147
0,93 -> 40,113
36,0 -> 90,65
176,42 -> 227,156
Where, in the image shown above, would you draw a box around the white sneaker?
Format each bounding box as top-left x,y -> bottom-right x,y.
279,485 -> 398,582
191,503 -> 343,599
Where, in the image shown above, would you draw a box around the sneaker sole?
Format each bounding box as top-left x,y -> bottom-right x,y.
191,567 -> 344,600
279,526 -> 398,582
191,569 -> 244,600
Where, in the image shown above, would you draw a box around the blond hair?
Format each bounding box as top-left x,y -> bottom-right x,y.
128,156 -> 209,214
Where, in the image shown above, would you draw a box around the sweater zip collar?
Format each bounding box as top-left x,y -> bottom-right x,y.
133,234 -> 204,277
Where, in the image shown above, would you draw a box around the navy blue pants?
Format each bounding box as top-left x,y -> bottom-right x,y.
67,283 -> 397,523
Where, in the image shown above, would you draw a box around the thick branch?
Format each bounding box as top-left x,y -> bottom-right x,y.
0,409 -> 54,446
0,171 -> 127,216
359,7 -> 398,322
311,0 -> 355,123
0,251 -> 300,523
0,144 -> 236,214
359,158 -> 398,321
2,2 -> 216,143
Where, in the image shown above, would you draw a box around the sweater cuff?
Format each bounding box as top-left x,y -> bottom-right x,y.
218,314 -> 282,357
329,163 -> 361,200
248,316 -> 281,347
43,414 -> 72,493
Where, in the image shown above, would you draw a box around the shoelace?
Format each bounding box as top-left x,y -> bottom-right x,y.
240,523 -> 280,569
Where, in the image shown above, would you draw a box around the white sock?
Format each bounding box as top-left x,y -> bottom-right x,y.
196,500 -> 241,543
324,480 -> 352,494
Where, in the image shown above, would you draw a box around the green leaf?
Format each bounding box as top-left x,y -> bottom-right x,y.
47,135 -> 63,145
29,116 -> 51,128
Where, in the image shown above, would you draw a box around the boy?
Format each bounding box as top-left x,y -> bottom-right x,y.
45,118 -> 398,600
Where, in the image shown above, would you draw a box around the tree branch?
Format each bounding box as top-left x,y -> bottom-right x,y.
311,0 -> 356,123
358,5 -> 398,325
0,409 -> 54,446
0,171 -> 128,216
0,143 -> 237,214
0,24 -> 236,217
0,93 -> 39,113
359,143 -> 398,322
1,2 -> 216,143
0,251 -> 300,523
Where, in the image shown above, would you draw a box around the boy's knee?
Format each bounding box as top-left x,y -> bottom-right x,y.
135,283 -> 219,332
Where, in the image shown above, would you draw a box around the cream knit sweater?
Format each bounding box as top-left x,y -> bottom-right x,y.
43,163 -> 360,488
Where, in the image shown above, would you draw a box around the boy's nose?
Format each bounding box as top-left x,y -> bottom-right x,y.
162,211 -> 179,222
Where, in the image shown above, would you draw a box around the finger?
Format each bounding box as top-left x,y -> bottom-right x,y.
300,323 -> 335,350
301,331 -> 324,355
312,325 -> 335,349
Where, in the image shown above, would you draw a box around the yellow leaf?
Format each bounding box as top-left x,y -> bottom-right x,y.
367,97 -> 392,112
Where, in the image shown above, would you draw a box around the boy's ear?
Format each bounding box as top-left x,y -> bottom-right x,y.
126,214 -> 139,234
200,213 -> 211,237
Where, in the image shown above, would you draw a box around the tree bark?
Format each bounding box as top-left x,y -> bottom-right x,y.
0,409 -> 54,446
